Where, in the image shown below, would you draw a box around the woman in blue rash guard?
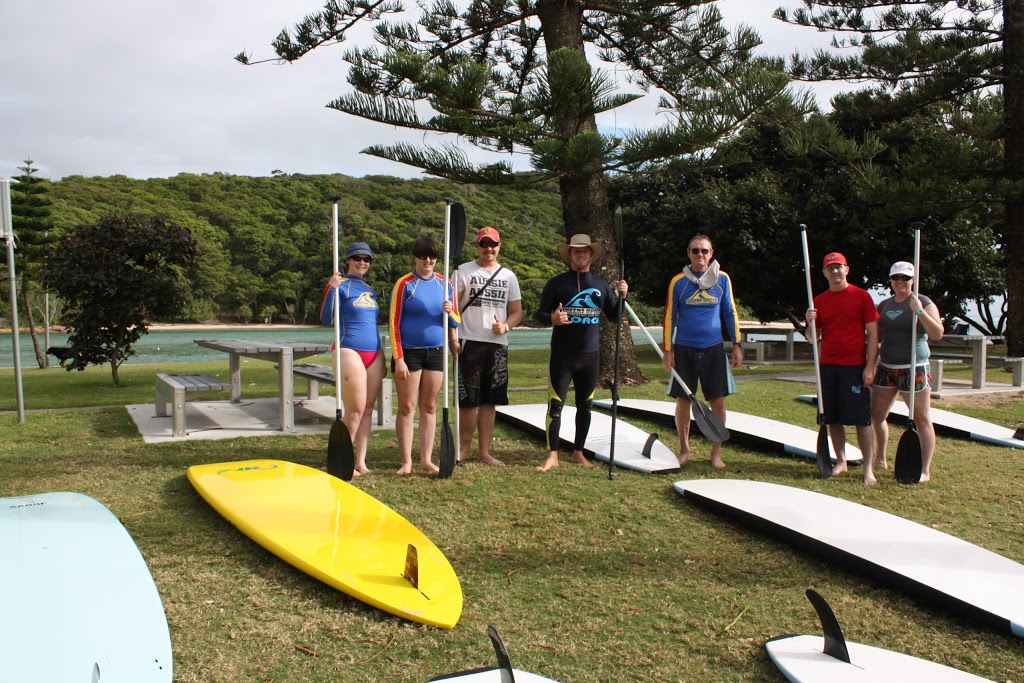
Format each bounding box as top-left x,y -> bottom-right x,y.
320,241 -> 385,475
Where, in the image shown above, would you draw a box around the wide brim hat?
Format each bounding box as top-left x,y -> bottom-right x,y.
557,233 -> 604,267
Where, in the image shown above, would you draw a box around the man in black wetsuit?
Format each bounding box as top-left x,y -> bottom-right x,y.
535,234 -> 628,472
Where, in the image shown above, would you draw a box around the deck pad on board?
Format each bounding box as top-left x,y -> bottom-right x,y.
0,492 -> 173,682
496,404 -> 680,474
187,459 -> 462,628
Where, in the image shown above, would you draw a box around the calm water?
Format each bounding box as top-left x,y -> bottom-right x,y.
0,326 -> 667,368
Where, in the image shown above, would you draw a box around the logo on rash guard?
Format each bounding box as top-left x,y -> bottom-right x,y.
686,289 -> 720,306
353,292 -> 378,309
564,288 -> 603,324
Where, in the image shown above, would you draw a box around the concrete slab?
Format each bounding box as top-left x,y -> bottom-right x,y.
127,396 -> 393,444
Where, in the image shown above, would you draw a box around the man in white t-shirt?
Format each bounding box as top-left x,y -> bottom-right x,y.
453,226 -> 523,465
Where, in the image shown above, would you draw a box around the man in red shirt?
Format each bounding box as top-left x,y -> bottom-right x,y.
806,252 -> 879,479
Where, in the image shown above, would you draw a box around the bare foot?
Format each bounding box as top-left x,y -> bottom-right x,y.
677,450 -> 691,466
873,456 -> 888,469
396,463 -> 412,475
919,472 -> 931,483
571,451 -> 593,468
480,454 -> 505,466
710,455 -> 727,470
421,460 -> 440,474
864,473 -> 878,486
355,465 -> 370,476
831,461 -> 848,476
537,453 -> 559,472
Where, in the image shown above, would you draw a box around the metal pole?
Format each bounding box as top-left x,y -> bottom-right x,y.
1,178 -> 25,422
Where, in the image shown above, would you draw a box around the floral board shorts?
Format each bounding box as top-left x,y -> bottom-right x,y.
874,364 -> 931,393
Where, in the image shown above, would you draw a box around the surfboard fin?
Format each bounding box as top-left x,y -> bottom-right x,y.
487,625 -> 517,683
403,543 -> 419,590
641,433 -> 659,459
1013,424 -> 1024,440
806,589 -> 851,664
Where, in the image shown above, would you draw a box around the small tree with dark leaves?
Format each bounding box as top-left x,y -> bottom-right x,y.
42,215 -> 199,386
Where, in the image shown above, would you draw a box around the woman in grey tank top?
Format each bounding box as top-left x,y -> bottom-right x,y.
868,261 -> 944,484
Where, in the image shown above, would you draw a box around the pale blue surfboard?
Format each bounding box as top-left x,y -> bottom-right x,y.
0,492 -> 173,682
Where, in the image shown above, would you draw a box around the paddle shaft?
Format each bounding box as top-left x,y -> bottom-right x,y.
623,301 -> 728,443
799,225 -> 826,425
907,225 -> 922,425
800,224 -> 832,479
332,202 -> 342,417
608,205 -> 625,480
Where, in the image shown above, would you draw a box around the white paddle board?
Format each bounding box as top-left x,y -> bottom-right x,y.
766,589 -> 993,682
496,404 -> 680,474
593,398 -> 862,465
429,625 -> 561,682
796,394 -> 1024,450
0,492 -> 173,682
675,479 -> 1024,638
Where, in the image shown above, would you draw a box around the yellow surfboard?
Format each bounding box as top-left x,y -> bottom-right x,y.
187,459 -> 462,629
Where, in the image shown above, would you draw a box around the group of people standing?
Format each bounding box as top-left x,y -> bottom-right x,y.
320,228 -> 521,476
320,224 -> 943,485
806,252 -> 943,485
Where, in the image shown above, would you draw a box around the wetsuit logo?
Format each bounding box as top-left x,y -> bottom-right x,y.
686,289 -> 719,306
564,288 -> 602,324
353,292 -> 378,309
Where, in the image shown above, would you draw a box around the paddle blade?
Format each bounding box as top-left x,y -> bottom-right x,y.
895,426 -> 923,484
815,423 -> 832,480
691,400 -> 730,443
327,418 -> 355,481
449,203 -> 467,264
439,408 -> 455,479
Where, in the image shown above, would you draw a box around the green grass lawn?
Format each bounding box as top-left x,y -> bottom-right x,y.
2,350 -> 1023,682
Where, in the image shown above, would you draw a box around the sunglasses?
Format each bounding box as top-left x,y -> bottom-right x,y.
349,255 -> 372,263
415,254 -> 438,260
690,247 -> 711,255
890,274 -> 912,281
478,240 -> 500,248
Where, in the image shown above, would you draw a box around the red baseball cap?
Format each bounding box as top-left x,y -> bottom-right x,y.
476,226 -> 500,244
822,252 -> 848,268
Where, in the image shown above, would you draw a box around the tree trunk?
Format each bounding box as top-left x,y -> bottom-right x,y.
21,273 -> 46,368
558,173 -> 645,388
538,0 -> 645,388
1005,0 -> 1024,356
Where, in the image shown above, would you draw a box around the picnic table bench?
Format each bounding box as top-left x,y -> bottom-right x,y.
291,363 -> 394,426
154,373 -> 229,437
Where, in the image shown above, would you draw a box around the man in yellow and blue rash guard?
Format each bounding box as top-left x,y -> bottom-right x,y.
662,234 -> 743,469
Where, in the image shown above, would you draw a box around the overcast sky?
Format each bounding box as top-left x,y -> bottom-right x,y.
0,0 -> 848,182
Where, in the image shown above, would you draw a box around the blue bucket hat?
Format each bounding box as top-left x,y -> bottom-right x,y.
345,241 -> 373,261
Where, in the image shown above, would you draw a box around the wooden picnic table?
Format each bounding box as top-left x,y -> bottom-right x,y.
194,339 -> 330,432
